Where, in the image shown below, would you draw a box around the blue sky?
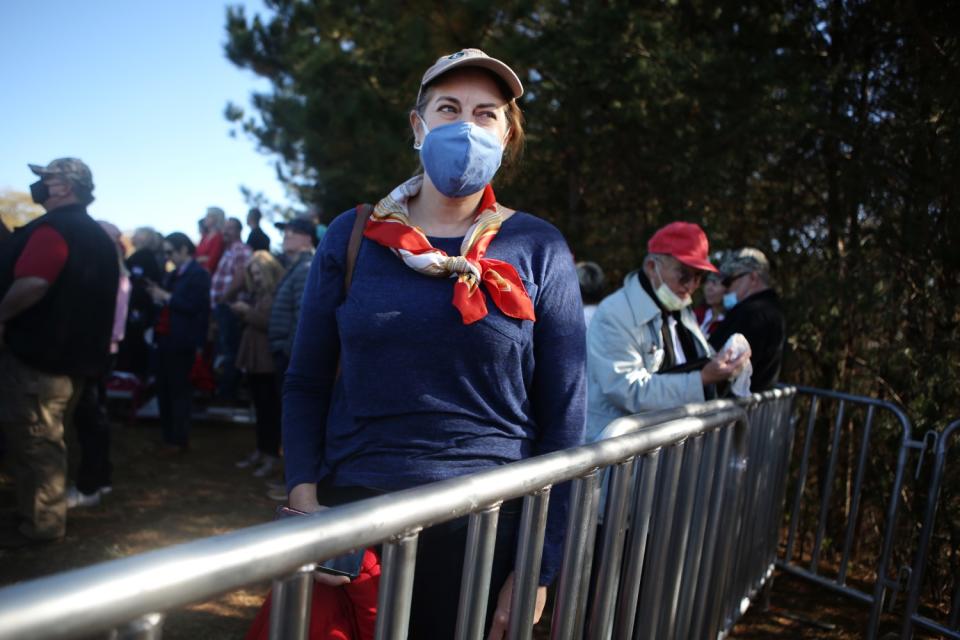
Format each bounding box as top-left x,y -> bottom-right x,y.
0,1 -> 289,244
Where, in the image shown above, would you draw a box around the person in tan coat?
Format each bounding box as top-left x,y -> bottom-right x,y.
231,251 -> 285,477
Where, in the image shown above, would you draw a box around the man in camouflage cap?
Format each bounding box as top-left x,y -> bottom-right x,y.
708,247 -> 786,391
26,158 -> 96,206
0,157 -> 118,547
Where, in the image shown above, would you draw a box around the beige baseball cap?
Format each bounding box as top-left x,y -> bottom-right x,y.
418,48 -> 523,104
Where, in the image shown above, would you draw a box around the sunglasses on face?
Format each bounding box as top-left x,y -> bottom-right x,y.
674,266 -> 704,286
658,259 -> 704,286
722,272 -> 750,288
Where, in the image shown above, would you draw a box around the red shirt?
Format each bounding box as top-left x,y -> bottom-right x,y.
14,225 -> 69,283
196,231 -> 224,274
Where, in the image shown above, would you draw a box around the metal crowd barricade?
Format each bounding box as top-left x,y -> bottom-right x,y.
777,386 -> 926,638
899,418 -> 960,639
0,391 -> 795,640
560,387 -> 796,640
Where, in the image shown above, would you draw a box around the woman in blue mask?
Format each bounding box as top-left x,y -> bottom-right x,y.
279,50 -> 586,638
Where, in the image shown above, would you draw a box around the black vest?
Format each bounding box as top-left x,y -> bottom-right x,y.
0,203 -> 119,377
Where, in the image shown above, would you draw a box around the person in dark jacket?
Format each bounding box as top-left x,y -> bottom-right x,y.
146,232 -> 210,454
0,157 -> 118,547
118,226 -> 164,377
709,247 -> 786,392
246,208 -> 270,252
267,218 -> 315,380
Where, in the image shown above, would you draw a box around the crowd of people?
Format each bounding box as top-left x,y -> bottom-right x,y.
0,157 -> 324,537
0,48 -> 787,639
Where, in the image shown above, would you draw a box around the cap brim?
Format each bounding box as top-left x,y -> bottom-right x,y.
422,57 -> 523,100
676,256 -> 719,273
28,163 -> 53,176
273,222 -> 288,231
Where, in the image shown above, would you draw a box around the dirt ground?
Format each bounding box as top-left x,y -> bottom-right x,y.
0,406 -> 897,639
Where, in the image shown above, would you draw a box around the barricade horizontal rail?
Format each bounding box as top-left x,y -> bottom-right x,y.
0,390 -> 796,640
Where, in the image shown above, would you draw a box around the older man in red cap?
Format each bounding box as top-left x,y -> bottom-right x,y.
585,221 -> 750,441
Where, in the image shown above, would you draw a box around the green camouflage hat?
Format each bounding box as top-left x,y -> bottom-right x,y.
720,247 -> 770,277
28,157 -> 94,194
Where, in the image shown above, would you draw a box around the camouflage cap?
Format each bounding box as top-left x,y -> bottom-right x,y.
29,157 -> 94,194
719,247 -> 770,277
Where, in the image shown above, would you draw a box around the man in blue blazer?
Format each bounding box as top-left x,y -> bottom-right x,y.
146,232 -> 210,453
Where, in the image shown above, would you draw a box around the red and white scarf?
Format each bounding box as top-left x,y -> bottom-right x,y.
362,176 -> 536,325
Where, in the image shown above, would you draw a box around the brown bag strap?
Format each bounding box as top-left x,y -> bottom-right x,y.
345,204 -> 371,292
335,204 -> 371,382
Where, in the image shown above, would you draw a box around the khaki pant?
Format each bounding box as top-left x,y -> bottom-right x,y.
0,349 -> 75,540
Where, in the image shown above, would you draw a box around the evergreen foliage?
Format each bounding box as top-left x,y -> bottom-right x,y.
224,0 -> 958,418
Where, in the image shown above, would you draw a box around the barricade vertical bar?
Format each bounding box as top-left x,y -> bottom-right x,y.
674,430 -> 721,640
811,400 -> 846,572
456,505 -> 502,640
767,394 -> 796,571
865,419 -> 914,638
573,475 -> 604,640
586,458 -> 636,640
508,488 -> 551,640
658,436 -> 704,639
733,401 -> 766,601
900,421 -> 959,639
634,442 -> 685,640
551,471 -> 601,640
754,399 -> 781,589
838,405 -> 875,584
752,393 -> 791,596
705,416 -> 750,636
612,451 -> 660,640
375,532 -> 420,640
784,395 -> 819,562
270,563 -> 315,640
113,613 -> 164,640
689,426 -> 735,639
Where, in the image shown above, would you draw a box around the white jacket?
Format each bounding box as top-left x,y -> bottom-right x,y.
585,271 -> 714,442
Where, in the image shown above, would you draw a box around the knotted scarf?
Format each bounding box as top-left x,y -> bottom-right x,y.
362,176 -> 536,325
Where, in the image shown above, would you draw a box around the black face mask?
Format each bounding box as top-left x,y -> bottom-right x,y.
29,180 -> 49,204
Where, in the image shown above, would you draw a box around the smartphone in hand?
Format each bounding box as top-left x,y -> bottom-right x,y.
275,505 -> 366,579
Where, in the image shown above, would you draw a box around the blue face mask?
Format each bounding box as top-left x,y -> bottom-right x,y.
723,292 -> 738,310
416,118 -> 504,198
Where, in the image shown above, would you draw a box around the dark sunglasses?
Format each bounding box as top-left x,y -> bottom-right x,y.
677,268 -> 704,286
722,272 -> 750,288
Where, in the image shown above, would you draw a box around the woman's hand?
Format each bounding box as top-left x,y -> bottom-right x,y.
287,483 -> 350,587
230,300 -> 251,316
146,282 -> 171,304
485,572 -> 547,640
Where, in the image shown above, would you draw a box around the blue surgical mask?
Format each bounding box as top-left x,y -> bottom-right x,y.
723,292 -> 738,310
416,117 -> 504,198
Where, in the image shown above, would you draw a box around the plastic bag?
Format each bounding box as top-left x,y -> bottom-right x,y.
722,333 -> 753,397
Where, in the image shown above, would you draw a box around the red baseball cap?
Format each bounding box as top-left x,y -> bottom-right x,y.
647,222 -> 718,272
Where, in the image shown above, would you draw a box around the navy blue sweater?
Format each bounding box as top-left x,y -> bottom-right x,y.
282,208 -> 587,583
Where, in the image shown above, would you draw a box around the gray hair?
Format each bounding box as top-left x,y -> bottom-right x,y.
720,247 -> 771,285
205,206 -> 226,228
